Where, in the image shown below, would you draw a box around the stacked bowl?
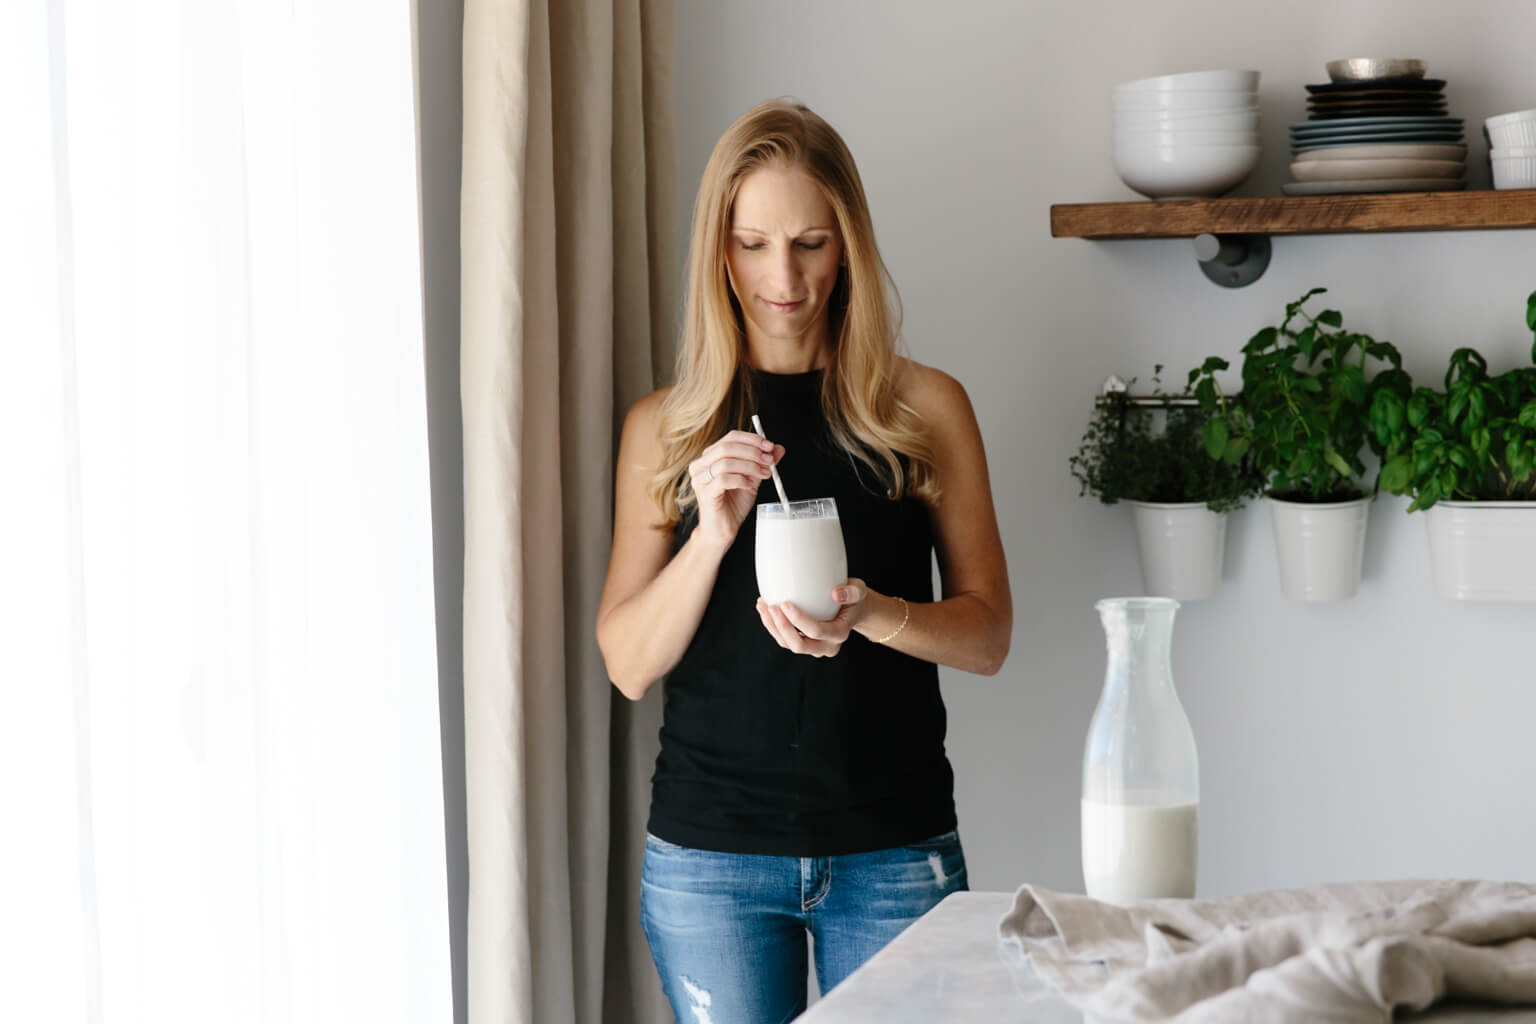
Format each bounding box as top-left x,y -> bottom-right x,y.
1486,108 -> 1536,189
1112,70 -> 1261,199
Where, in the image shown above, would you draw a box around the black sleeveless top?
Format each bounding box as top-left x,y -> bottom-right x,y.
647,368 -> 957,857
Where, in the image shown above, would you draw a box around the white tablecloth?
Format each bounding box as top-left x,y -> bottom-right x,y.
796,891 -> 1536,1023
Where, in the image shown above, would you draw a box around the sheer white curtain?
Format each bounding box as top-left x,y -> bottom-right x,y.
3,2 -> 451,1022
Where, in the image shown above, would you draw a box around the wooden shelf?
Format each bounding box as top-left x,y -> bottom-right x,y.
1051,189 -> 1536,240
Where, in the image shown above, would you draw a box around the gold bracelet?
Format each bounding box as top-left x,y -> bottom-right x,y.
872,595 -> 909,644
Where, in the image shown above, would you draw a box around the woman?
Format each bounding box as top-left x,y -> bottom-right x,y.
595,99 -> 1011,1022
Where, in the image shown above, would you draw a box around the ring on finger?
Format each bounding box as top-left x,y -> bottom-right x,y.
704,461 -> 714,483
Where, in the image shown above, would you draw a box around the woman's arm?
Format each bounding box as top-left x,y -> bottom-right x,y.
761,362 -> 1012,675
595,389 -> 781,699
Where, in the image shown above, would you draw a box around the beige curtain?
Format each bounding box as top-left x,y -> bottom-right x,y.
460,0 -> 674,1022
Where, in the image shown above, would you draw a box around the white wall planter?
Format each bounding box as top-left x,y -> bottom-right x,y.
1128,501 -> 1227,601
1425,501 -> 1536,601
1266,495 -> 1371,602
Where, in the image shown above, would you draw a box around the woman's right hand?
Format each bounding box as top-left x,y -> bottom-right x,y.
688,430 -> 782,551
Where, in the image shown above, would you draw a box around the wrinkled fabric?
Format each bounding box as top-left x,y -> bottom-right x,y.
998,880 -> 1536,1023
460,1 -> 674,1022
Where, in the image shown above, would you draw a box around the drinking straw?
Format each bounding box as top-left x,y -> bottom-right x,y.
750,414 -> 791,511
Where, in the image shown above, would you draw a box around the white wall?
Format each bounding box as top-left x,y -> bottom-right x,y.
675,0 -> 1536,899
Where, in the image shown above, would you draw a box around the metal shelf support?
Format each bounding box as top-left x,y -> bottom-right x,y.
1192,232 -> 1270,288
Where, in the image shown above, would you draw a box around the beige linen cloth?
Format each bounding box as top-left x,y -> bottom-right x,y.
997,880 -> 1536,1022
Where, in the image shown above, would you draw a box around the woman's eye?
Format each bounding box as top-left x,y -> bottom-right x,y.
796,241 -> 826,251
739,242 -> 765,251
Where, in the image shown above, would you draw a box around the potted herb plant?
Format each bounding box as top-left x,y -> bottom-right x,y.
1371,289 -> 1536,600
1071,367 -> 1263,600
1192,288 -> 1412,601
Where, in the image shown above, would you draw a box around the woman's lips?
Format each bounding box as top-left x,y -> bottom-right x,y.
763,298 -> 805,314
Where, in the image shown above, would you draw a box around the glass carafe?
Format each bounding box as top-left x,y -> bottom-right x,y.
1081,597 -> 1199,903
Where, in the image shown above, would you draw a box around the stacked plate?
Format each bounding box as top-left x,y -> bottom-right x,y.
1112,70 -> 1261,199
1284,59 -> 1466,195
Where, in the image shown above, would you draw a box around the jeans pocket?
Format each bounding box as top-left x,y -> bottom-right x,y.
645,831 -> 686,852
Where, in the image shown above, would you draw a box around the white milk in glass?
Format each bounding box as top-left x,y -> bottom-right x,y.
1081,795 -> 1198,903
1081,597 -> 1200,904
755,498 -> 847,622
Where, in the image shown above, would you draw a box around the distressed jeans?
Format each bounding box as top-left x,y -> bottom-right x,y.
639,829 -> 968,1024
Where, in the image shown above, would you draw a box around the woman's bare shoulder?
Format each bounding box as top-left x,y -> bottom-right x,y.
893,356 -> 971,420
623,385 -> 672,435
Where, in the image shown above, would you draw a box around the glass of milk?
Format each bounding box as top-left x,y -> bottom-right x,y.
1081,597 -> 1200,903
755,498 -> 848,622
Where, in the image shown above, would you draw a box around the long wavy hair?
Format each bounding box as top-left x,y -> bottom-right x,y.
649,99 -> 937,528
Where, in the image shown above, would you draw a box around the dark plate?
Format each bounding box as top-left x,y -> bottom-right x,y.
1309,94 -> 1448,105
1306,78 -> 1446,94
1307,107 -> 1448,120
1291,116 -> 1462,130
1292,135 -> 1465,153
1308,94 -> 1449,106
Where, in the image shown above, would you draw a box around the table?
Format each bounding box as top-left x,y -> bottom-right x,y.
797,891 -> 1536,1023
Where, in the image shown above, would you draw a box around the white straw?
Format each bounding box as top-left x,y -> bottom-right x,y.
750,414 -> 791,510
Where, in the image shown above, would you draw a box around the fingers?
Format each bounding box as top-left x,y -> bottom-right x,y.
689,435 -> 779,495
710,432 -> 778,466
831,578 -> 866,608
756,599 -> 848,657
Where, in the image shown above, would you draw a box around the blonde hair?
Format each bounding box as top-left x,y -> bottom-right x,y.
649,99 -> 937,528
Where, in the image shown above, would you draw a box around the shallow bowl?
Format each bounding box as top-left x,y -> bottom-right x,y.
1115,70 -> 1260,93
1114,110 -> 1260,132
1115,128 -> 1260,146
1486,110 -> 1536,150
1490,154 -> 1536,189
1325,58 -> 1426,82
1111,143 -> 1260,199
1112,90 -> 1260,113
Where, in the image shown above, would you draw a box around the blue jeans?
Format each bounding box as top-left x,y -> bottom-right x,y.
639,829 -> 968,1024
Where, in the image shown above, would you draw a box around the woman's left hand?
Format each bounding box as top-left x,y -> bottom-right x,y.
755,579 -> 868,657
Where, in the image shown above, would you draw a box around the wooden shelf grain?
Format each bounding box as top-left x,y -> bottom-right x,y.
1051,189 -> 1536,240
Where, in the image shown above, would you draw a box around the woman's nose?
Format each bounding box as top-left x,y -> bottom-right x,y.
768,246 -> 796,294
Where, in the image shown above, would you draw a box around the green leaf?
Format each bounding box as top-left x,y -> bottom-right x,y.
1201,355 -> 1230,375
1338,366 -> 1366,405
1244,326 -> 1278,355
1407,393 -> 1432,429
1448,387 -> 1469,425
1224,436 -> 1250,464
1473,426 -> 1492,461
1379,454 -> 1412,494
1297,325 -> 1317,360
1519,400 -> 1536,430
1324,446 -> 1353,479
1203,418 -> 1229,460
1300,376 -> 1324,393
1317,309 -> 1343,327
1194,377 -> 1217,409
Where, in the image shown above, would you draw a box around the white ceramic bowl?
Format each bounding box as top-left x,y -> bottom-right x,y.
1486,109 -> 1536,150
1113,90 -> 1260,113
1490,154 -> 1536,189
1114,110 -> 1260,132
1111,143 -> 1260,199
1115,70 -> 1261,93
1115,128 -> 1260,146
1113,103 -> 1259,120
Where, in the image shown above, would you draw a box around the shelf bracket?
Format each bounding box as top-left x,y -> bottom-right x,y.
1192,232 -> 1270,288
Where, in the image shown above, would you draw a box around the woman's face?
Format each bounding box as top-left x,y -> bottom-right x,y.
725,162 -> 844,355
